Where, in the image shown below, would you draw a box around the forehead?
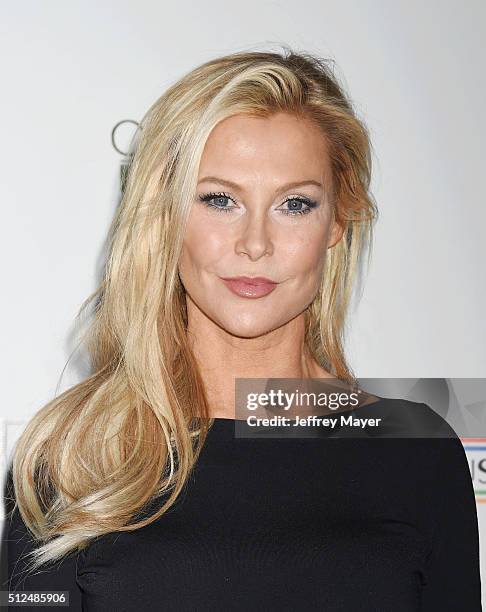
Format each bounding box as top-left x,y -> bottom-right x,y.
199,112 -> 331,182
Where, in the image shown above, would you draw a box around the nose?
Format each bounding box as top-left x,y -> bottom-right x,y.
234,209 -> 274,260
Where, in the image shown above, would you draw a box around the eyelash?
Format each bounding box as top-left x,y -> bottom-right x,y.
197,191 -> 318,216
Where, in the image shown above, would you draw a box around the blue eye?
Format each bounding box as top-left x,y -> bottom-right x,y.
197,192 -> 317,216
198,192 -> 235,213
279,197 -> 317,216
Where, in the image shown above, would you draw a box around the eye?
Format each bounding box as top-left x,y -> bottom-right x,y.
197,192 -> 236,213
197,192 -> 318,216
278,197 -> 318,216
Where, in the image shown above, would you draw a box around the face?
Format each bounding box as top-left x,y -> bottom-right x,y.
178,111 -> 344,339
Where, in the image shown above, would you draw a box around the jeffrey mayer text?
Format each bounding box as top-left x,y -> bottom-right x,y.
246,414 -> 382,428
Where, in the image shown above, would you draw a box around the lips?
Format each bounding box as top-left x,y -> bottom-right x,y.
220,276 -> 278,299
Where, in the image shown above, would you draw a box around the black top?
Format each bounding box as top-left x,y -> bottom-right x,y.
2,398 -> 482,611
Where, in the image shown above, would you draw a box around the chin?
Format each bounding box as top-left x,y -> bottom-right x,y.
218,317 -> 284,339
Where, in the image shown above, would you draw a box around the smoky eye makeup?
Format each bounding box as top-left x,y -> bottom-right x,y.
197,191 -> 319,217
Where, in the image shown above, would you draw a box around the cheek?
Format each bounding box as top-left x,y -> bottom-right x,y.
282,225 -> 328,276
180,216 -> 228,274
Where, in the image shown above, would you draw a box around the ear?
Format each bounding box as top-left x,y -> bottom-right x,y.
327,219 -> 345,249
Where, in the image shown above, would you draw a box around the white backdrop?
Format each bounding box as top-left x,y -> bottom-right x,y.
1,0 -> 485,604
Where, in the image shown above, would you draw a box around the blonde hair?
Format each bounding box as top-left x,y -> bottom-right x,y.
9,46 -> 378,572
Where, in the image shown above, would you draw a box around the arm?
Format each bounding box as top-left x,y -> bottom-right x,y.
421,435 -> 482,610
2,476 -> 83,611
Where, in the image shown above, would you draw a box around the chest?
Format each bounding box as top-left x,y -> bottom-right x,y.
78,442 -> 431,611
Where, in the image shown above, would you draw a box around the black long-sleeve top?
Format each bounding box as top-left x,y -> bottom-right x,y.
2,397 -> 482,611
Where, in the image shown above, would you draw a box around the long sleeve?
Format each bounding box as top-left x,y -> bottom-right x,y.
420,435 -> 482,610
2,481 -> 83,611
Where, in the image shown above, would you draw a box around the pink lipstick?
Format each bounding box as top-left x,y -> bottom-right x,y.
220,276 -> 278,299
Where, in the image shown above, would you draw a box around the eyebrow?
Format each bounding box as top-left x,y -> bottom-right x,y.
197,176 -> 323,193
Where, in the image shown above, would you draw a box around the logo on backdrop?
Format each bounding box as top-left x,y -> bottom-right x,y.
461,438 -> 486,504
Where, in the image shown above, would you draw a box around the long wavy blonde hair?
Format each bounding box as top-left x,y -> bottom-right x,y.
9,46 -> 378,572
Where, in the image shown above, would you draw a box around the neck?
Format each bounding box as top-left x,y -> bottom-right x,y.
186,299 -> 334,419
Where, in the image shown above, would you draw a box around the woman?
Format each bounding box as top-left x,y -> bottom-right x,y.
4,48 -> 481,610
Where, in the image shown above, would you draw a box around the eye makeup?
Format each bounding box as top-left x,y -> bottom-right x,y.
197,191 -> 319,216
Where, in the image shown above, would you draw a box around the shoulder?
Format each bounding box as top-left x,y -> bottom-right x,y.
353,396 -> 460,439
342,396 -> 472,484
354,397 -> 475,505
